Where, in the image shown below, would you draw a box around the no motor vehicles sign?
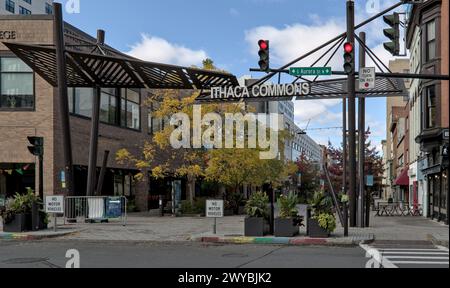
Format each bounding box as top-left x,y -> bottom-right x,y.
45,196 -> 64,214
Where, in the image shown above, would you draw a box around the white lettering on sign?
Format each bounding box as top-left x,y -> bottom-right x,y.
206,200 -> 224,218
359,67 -> 376,90
210,83 -> 311,99
45,196 -> 65,214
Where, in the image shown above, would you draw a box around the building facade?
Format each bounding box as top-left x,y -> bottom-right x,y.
1,0 -> 53,15
406,0 -> 449,224
384,59 -> 410,202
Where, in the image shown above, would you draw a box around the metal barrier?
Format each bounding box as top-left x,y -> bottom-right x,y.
64,196 -> 127,226
375,202 -> 423,217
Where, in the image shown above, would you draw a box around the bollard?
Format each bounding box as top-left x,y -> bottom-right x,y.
159,195 -> 164,217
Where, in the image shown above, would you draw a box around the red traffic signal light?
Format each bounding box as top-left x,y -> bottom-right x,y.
258,40 -> 269,50
344,42 -> 353,53
258,40 -> 270,72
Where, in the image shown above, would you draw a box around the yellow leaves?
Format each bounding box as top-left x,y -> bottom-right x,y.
116,149 -> 134,165
151,165 -> 167,179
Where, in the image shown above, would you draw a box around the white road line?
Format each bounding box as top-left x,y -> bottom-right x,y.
390,261 -> 449,265
385,256 -> 449,260
378,248 -> 447,252
381,252 -> 449,255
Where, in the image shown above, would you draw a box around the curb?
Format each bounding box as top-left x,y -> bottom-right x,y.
192,235 -> 374,247
431,234 -> 449,248
0,229 -> 81,241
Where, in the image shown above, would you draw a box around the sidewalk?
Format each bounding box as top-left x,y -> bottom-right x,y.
2,213 -> 447,247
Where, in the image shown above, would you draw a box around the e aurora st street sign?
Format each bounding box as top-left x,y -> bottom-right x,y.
209,82 -> 311,100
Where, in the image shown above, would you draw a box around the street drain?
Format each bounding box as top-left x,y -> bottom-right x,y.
222,253 -> 248,258
3,258 -> 50,264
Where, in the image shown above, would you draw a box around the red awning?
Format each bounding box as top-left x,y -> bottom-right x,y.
395,169 -> 410,186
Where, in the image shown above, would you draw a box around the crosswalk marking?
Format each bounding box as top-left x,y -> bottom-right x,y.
361,243 -> 449,268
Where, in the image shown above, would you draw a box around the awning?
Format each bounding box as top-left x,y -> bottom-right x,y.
3,42 -> 239,90
395,169 -> 410,186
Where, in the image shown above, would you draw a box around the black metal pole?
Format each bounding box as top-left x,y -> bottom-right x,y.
358,32 -> 366,228
86,86 -> 101,196
96,150 -> 110,196
53,2 -> 74,196
347,0 -> 357,227
39,153 -> 44,201
343,99 -> 347,195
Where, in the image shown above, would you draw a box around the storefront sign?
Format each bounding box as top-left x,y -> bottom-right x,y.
210,83 -> 311,99
0,31 -> 17,40
206,200 -> 224,218
45,196 -> 65,214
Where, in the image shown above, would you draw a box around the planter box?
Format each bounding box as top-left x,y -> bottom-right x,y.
274,218 -> 299,237
307,218 -> 330,238
245,217 -> 265,237
224,209 -> 234,216
3,214 -> 28,233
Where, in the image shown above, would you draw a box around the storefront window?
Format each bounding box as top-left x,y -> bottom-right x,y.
120,89 -> 140,130
0,57 -> 34,110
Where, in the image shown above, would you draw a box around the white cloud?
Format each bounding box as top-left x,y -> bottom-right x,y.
127,34 -> 208,67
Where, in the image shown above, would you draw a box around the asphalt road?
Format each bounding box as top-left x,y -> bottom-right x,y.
0,241 -> 369,268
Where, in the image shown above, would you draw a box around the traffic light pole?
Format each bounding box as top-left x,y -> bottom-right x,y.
358,32 -> 366,228
347,0 -> 357,228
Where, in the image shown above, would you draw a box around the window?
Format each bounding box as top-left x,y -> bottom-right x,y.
45,2 -> 52,14
120,89 -> 140,130
0,57 -> 34,110
5,0 -> 15,13
100,88 -> 118,125
425,86 -> 437,129
19,6 -> 31,14
23,0 -> 32,4
426,20 -> 436,61
68,88 -> 94,117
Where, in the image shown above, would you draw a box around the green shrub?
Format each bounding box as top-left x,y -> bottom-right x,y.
278,192 -> 298,219
313,213 -> 337,233
245,191 -> 269,219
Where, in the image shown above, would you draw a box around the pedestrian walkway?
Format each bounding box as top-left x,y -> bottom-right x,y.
362,243 -> 449,268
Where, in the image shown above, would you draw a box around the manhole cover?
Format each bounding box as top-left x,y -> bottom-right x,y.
222,253 -> 248,258
3,258 -> 49,264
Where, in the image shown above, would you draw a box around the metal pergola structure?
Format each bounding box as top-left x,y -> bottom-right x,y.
4,42 -> 239,90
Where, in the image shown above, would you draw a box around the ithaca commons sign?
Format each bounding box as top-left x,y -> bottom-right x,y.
209,82 -> 311,99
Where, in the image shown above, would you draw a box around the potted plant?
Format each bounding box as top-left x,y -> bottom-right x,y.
308,191 -> 336,238
244,191 -> 269,237
274,192 -> 300,237
0,189 -> 48,233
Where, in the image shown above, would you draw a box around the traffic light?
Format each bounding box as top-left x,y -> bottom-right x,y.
383,13 -> 400,56
258,40 -> 270,72
343,42 -> 354,75
27,137 -> 44,157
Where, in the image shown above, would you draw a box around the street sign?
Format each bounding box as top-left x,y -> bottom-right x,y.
45,196 -> 64,214
289,67 -> 332,77
366,175 -> 374,187
359,67 -> 376,90
206,200 -> 224,218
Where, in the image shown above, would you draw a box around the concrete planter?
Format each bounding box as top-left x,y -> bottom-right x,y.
245,217 -> 265,237
274,218 -> 299,237
2,213 -> 28,233
307,218 -> 330,238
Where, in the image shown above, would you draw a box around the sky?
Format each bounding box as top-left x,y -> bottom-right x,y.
60,0 -> 408,151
